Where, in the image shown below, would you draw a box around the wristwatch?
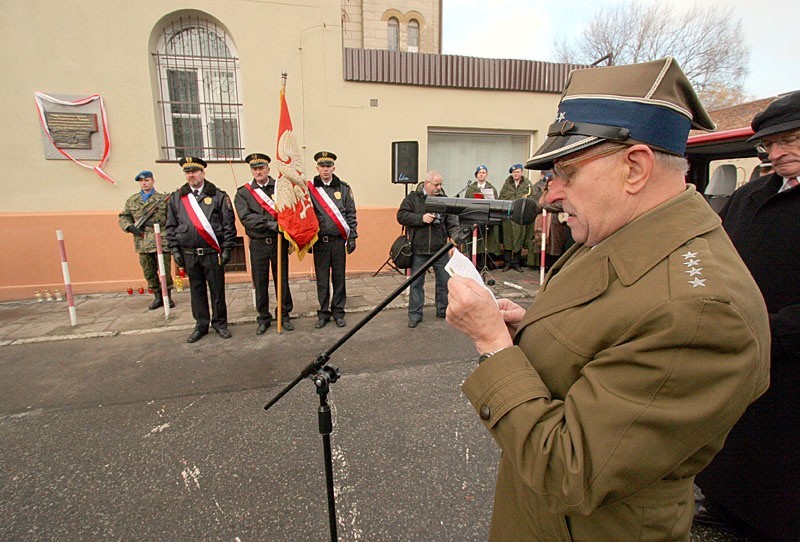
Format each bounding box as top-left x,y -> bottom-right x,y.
478,348 -> 506,365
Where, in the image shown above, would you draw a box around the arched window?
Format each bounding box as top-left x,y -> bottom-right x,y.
387,17 -> 399,51
408,19 -> 419,53
153,16 -> 244,161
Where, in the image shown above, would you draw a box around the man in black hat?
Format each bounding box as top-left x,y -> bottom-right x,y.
118,170 -> 175,310
696,90 -> 800,542
307,151 -> 358,328
166,157 -> 237,343
444,58 -> 770,540
234,153 -> 294,334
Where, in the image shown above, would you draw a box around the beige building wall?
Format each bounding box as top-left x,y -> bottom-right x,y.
342,0 -> 440,53
0,0 -> 559,301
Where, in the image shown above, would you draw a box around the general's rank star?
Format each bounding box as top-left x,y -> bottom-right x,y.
685,267 -> 703,277
683,258 -> 701,267
688,277 -> 707,288
681,251 -> 698,259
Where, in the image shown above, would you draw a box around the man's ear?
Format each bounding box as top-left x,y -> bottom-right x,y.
622,144 -> 654,194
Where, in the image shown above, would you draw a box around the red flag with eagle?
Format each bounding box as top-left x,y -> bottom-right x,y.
275,86 -> 319,260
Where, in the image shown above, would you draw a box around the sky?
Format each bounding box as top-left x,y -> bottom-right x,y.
442,0 -> 799,101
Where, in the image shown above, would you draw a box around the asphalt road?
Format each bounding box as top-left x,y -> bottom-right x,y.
0,306 -> 751,541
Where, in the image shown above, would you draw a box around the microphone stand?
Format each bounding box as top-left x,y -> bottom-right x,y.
264,224 -> 477,542
453,179 -> 472,198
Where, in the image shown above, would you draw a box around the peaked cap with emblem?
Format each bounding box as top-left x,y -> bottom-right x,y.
245,153 -> 271,167
525,57 -> 715,170
179,156 -> 207,171
314,151 -> 337,166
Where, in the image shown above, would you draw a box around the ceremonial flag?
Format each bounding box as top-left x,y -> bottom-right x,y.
274,86 -> 318,260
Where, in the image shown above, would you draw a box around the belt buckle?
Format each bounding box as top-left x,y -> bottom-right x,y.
196,247 -> 205,256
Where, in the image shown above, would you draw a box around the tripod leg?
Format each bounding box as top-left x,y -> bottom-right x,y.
318,386 -> 338,541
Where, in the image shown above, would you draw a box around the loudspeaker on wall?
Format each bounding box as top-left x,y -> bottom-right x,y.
391,141 -> 419,184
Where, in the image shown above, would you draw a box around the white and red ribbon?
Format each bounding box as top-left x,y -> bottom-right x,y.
181,194 -> 221,252
244,183 -> 278,218
307,181 -> 350,240
33,92 -> 116,185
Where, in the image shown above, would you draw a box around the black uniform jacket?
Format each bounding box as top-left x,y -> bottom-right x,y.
234,178 -> 279,240
310,174 -> 358,239
166,180 -> 237,252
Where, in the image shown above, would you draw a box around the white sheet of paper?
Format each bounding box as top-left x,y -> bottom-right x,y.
481,188 -> 495,200
445,248 -> 497,301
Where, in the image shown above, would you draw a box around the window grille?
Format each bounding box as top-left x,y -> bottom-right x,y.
387,18 -> 399,51
153,16 -> 244,161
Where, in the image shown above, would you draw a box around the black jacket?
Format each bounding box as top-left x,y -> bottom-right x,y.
165,180 -> 237,252
234,178 -> 279,240
397,185 -> 460,256
310,174 -> 358,239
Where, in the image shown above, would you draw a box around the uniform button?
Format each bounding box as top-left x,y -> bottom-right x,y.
479,404 -> 491,420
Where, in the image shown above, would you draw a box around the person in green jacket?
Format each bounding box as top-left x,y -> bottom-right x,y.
498,164 -> 534,271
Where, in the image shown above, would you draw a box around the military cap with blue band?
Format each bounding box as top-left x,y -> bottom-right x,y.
526,57 -> 715,170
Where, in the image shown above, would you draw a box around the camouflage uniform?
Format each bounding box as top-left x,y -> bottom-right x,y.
119,191 -> 174,291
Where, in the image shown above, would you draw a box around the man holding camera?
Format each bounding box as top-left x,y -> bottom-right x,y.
397,170 -> 460,328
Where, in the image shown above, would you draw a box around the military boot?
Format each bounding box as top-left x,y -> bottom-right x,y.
167,290 -> 175,309
148,290 -> 164,310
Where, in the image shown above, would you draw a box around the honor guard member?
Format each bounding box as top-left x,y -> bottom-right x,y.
498,164 -> 535,271
445,58 -> 770,541
234,153 -> 294,334
166,157 -> 237,343
118,170 -> 175,309
307,151 -> 358,328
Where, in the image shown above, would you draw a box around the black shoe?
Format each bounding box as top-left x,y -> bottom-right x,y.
408,319 -> 420,328
256,323 -> 270,335
335,318 -> 346,327
436,311 -> 447,319
315,318 -> 329,329
168,297 -> 176,308
187,329 -> 207,343
281,319 -> 295,331
214,327 -> 232,339
148,296 -> 164,310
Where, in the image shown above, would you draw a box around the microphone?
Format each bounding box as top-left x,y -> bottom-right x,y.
424,196 -> 537,225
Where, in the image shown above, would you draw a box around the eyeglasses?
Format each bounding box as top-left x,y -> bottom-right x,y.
755,133 -> 800,154
551,144 -> 627,184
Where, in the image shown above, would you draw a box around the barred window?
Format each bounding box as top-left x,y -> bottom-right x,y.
387,17 -> 399,51
153,16 -> 244,161
408,19 -> 419,52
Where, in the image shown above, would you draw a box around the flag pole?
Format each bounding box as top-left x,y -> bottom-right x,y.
276,69 -> 288,333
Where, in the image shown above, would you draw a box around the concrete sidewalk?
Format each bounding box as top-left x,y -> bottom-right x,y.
0,267 -> 541,346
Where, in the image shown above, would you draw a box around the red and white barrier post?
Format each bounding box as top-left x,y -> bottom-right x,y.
56,230 -> 78,326
153,224 -> 171,319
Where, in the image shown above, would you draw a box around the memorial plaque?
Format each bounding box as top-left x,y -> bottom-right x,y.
44,112 -> 98,149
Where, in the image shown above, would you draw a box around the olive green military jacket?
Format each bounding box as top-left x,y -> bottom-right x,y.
118,191 -> 171,253
462,187 -> 770,542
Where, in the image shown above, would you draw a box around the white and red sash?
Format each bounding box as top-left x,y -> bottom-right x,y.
307,181 -> 350,240
181,194 -> 221,252
244,183 -> 278,218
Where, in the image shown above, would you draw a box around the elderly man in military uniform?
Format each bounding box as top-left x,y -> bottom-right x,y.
166,157 -> 237,343
307,151 -> 358,328
445,58 -> 770,541
118,170 -> 175,310
234,152 -> 294,335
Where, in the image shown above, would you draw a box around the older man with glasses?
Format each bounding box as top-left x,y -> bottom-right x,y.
696,90 -> 800,542
444,58 -> 771,541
